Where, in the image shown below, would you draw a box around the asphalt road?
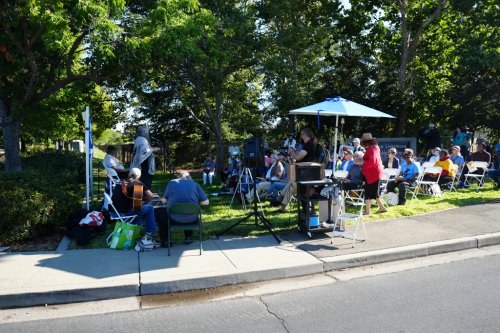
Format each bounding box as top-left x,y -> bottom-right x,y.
2,253 -> 500,333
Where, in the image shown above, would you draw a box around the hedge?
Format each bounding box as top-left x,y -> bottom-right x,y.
0,151 -> 85,245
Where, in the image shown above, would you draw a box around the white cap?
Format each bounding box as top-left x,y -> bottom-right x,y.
129,167 -> 141,179
353,138 -> 360,143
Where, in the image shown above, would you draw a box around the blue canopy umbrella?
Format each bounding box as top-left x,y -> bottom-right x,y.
289,97 -> 395,169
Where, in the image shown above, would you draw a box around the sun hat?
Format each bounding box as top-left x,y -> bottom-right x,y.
360,133 -> 375,141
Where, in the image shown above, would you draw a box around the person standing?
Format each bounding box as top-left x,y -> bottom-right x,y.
419,123 -> 441,151
162,171 -> 209,244
130,126 -> 160,189
289,128 -> 317,163
283,132 -> 297,150
360,133 -> 387,215
452,127 -> 469,159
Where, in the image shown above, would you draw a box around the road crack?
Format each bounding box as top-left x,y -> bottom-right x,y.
259,296 -> 290,333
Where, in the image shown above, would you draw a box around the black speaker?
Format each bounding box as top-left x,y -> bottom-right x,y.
244,138 -> 265,168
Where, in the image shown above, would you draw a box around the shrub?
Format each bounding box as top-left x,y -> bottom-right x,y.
0,151 -> 85,245
0,171 -> 82,245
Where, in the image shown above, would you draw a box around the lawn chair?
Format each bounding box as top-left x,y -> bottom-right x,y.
167,203 -> 203,256
413,166 -> 443,199
449,164 -> 463,192
463,161 -> 489,190
103,193 -> 139,224
380,168 -> 400,199
332,188 -> 366,248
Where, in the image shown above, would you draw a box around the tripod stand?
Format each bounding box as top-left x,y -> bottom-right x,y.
218,167 -> 281,244
229,167 -> 264,215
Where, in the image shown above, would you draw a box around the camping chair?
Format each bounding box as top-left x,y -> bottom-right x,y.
449,164 -> 463,192
332,188 -> 366,248
463,161 -> 489,190
167,203 -> 203,256
103,193 -> 139,224
413,166 -> 443,199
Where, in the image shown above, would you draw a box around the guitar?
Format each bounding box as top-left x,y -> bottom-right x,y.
132,184 -> 143,211
121,180 -> 143,212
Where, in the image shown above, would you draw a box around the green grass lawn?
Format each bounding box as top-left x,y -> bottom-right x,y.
70,171 -> 500,250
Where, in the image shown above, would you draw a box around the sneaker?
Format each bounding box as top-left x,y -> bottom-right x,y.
135,235 -> 161,252
457,182 -> 465,189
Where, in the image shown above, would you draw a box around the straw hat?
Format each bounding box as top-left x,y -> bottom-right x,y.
360,133 -> 376,141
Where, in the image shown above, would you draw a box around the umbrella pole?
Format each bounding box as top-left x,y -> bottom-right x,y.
332,115 -> 339,172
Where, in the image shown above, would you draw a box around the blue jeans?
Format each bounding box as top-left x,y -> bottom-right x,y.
269,182 -> 286,198
128,203 -> 156,234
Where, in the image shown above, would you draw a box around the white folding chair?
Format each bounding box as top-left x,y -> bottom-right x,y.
463,161 -> 489,190
449,164 -> 463,192
332,189 -> 366,248
380,168 -> 400,198
104,193 -> 138,224
422,161 -> 435,169
413,166 -> 443,199
105,167 -> 121,190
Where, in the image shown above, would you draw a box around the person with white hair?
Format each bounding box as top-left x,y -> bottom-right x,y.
352,138 -> 365,153
162,171 -> 209,244
112,168 -> 160,250
341,151 -> 365,191
246,153 -> 284,203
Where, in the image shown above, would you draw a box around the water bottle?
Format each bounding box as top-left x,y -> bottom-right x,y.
110,228 -> 122,249
123,229 -> 134,250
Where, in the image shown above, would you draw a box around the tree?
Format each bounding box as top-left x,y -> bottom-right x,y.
0,0 -> 127,170
128,0 -> 262,167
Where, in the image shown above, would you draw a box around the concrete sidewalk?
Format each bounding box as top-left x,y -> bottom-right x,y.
1,201 -> 500,309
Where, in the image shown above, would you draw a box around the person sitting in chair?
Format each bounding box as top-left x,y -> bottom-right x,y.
425,149 -> 455,187
338,149 -> 354,172
428,147 -> 441,164
383,147 -> 400,169
386,151 -> 420,205
458,143 -> 491,188
202,154 -> 216,186
162,171 -> 209,244
246,153 -> 284,203
112,168 -> 159,250
103,146 -> 129,178
450,146 -> 465,167
340,152 -> 364,191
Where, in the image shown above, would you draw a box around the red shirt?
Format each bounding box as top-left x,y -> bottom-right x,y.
362,145 -> 383,184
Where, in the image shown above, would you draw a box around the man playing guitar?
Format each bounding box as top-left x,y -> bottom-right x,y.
112,168 -> 159,250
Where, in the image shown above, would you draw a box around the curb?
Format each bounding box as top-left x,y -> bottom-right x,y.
321,232 -> 500,271
2,232 -> 500,309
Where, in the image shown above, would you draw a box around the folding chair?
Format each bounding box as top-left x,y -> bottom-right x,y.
463,161 -> 489,190
332,188 -> 366,248
413,166 -> 443,199
422,161 -> 435,169
380,168 -> 400,198
167,203 -> 203,256
409,168 -> 427,201
103,193 -> 139,224
449,164 -> 463,192
103,168 -> 122,210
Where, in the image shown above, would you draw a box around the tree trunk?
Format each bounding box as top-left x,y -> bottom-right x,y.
2,121 -> 22,171
214,114 -> 225,181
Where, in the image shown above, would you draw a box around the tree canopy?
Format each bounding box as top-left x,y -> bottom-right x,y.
1,0 -> 498,170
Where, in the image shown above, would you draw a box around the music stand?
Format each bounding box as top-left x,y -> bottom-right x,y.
216,167 -> 281,244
